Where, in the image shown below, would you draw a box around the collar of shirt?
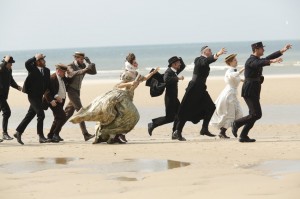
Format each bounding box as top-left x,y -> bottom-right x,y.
170,67 -> 177,73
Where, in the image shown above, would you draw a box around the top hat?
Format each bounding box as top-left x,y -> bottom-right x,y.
73,52 -> 85,57
251,42 -> 265,50
168,56 -> 181,67
55,63 -> 68,71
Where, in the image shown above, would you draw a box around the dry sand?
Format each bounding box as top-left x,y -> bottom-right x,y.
1,76 -> 300,199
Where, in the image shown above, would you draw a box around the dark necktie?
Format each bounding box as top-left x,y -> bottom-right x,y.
234,69 -> 237,72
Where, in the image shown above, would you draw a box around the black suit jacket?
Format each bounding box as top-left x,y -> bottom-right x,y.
242,51 -> 282,98
0,61 -> 19,99
22,57 -> 51,98
163,59 -> 186,116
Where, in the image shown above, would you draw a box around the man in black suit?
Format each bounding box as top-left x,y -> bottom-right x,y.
43,64 -> 68,143
14,54 -> 51,145
0,55 -> 22,142
148,56 -> 185,139
173,46 -> 227,141
232,42 -> 292,142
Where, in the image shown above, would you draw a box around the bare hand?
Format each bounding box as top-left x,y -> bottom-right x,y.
56,96 -> 63,103
281,44 -> 292,53
216,48 -> 227,57
50,100 -> 57,107
239,67 -> 245,73
271,58 -> 283,63
153,67 -> 160,73
4,55 -> 11,62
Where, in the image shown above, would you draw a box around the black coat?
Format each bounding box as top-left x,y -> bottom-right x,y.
163,59 -> 186,117
22,57 -> 51,98
145,69 -> 166,97
0,62 -> 19,99
178,55 -> 216,123
242,51 -> 282,98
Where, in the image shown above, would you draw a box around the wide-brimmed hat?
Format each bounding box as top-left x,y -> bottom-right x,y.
73,52 -> 85,57
251,42 -> 265,50
225,54 -> 237,65
168,56 -> 181,67
55,63 -> 68,71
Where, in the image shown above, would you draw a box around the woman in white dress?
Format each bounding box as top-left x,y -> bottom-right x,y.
70,53 -> 159,144
210,54 -> 245,138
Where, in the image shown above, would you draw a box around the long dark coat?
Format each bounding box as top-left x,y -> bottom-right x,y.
178,55 -> 216,123
242,51 -> 282,98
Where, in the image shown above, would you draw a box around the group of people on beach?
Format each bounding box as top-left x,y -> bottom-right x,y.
0,42 -> 292,145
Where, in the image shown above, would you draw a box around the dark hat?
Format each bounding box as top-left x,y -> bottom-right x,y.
2,56 -> 15,63
201,45 -> 209,53
251,42 -> 265,50
168,56 -> 181,67
73,52 -> 85,57
225,54 -> 237,65
55,63 -> 68,71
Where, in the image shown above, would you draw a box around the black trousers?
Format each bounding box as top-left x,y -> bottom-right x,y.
48,100 -> 66,138
65,87 -> 89,135
0,95 -> 11,133
152,97 -> 180,132
16,95 -> 45,136
234,96 -> 262,138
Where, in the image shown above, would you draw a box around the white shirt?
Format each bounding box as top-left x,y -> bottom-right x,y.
55,73 -> 66,99
170,67 -> 177,75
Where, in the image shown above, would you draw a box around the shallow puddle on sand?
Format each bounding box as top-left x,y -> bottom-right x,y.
0,158 -> 190,178
245,160 -> 300,178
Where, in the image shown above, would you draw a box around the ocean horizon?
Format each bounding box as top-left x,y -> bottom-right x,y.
1,40 -> 299,82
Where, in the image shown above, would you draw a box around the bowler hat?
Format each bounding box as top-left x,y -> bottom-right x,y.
168,56 -> 181,67
55,63 -> 68,71
2,56 -> 15,63
73,52 -> 85,57
225,54 -> 237,65
251,42 -> 265,50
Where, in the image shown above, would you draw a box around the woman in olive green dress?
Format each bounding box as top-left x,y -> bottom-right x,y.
70,53 -> 159,144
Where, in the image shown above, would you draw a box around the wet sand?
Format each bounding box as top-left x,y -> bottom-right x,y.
1,76 -> 300,199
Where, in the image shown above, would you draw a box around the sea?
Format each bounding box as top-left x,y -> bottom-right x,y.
1,40 -> 300,82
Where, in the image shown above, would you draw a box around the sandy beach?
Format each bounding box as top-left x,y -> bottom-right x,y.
1,75 -> 300,199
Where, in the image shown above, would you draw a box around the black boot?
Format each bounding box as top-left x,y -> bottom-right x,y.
148,122 -> 155,136
239,129 -> 255,143
172,130 -> 186,141
200,128 -> 216,137
14,131 -> 24,145
83,133 -> 95,141
231,122 -> 238,138
3,132 -> 14,140
218,128 -> 230,139
39,134 -> 49,143
0,138 -> 3,143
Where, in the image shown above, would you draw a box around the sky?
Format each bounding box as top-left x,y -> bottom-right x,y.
0,0 -> 299,51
